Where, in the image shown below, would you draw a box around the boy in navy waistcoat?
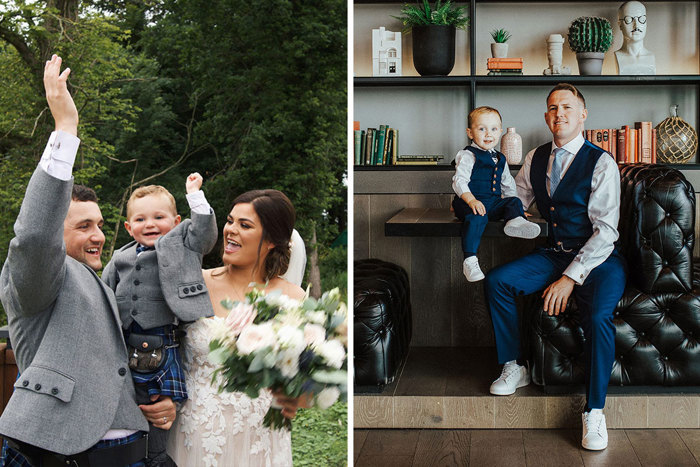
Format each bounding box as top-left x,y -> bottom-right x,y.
452,106 -> 541,281
102,173 -> 217,466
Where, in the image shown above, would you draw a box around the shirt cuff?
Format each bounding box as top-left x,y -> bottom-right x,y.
564,260 -> 588,285
38,131 -> 80,181
186,190 -> 212,215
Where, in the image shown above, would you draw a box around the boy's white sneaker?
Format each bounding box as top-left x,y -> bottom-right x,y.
489,361 -> 530,395
582,409 -> 608,450
504,216 -> 541,239
463,257 -> 485,282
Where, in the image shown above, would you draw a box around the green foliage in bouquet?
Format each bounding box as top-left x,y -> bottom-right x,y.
209,288 -> 348,431
568,16 -> 613,53
394,0 -> 470,32
490,28 -> 512,43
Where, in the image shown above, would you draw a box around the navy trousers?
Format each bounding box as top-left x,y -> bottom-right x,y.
452,195 -> 524,256
485,248 -> 627,409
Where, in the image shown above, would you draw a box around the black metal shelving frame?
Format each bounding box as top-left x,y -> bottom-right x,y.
354,0 -> 700,166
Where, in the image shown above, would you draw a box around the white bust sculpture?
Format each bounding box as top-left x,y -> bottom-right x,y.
543,34 -> 571,75
615,1 -> 656,75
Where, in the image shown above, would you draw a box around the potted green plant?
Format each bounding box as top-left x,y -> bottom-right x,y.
490,28 -> 512,58
567,16 -> 613,75
394,0 -> 469,76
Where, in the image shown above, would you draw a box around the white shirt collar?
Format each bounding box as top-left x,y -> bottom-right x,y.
551,132 -> 585,156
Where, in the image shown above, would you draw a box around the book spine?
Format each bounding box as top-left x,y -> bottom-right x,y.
353,120 -> 360,131
393,129 -> 398,164
622,125 -> 630,163
359,130 -> 366,165
375,125 -> 386,165
611,129 -> 617,160
635,121 -> 652,163
382,127 -> 391,165
354,130 -> 362,165
365,129 -> 375,165
602,129 -> 609,153
652,128 -> 657,164
617,128 -> 626,163
630,128 -> 637,163
385,129 -> 393,165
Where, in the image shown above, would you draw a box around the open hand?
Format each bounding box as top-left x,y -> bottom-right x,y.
139,394 -> 176,430
186,172 -> 203,194
542,275 -> 575,316
43,54 -> 78,136
468,199 -> 486,216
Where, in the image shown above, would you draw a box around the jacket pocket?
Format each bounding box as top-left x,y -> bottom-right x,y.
14,365 -> 75,403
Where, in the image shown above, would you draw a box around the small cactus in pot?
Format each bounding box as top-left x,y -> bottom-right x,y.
568,16 -> 613,75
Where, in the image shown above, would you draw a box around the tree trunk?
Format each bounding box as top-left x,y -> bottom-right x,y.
308,223 -> 322,299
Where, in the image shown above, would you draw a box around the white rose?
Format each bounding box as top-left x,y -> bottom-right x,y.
306,310 -> 326,325
277,325 -> 305,354
317,339 -> 346,369
236,322 -> 275,355
264,291 -> 300,311
315,386 -> 340,409
225,302 -> 256,336
207,317 -> 233,346
303,324 -> 326,348
276,348 -> 300,378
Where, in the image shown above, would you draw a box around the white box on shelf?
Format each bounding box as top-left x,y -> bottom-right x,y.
372,27 -> 402,76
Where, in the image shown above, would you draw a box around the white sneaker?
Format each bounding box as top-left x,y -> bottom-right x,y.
463,257 -> 485,282
489,361 -> 530,395
582,409 -> 608,450
503,216 -> 541,239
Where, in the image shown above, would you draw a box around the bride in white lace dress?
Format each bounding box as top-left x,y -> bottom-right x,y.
167,190 -> 307,467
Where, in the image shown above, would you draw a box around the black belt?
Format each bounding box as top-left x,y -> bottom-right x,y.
6,433 -> 148,467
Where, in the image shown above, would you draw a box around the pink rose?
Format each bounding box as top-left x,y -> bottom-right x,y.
225,302 -> 256,337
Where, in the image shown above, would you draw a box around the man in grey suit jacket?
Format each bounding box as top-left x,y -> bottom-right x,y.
0,55 -> 176,466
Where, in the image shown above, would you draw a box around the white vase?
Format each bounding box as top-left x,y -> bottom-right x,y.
491,43 -> 508,58
501,127 -> 522,165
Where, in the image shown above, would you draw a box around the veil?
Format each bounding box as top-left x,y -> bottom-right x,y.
280,229 -> 306,287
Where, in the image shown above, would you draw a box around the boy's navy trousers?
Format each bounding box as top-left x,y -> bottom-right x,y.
452,195 -> 524,256
484,247 -> 627,409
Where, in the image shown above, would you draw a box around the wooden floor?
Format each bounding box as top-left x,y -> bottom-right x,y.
355,347 -> 700,429
354,428 -> 700,466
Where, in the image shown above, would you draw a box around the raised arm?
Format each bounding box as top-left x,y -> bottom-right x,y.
181,172 -> 218,254
2,55 -> 80,315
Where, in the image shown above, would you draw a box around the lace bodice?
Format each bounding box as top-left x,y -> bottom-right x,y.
167,317 -> 292,467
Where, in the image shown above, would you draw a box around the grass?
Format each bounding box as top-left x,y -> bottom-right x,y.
292,402 -> 348,466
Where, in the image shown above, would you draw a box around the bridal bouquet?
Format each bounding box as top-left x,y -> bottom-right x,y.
208,287 -> 348,430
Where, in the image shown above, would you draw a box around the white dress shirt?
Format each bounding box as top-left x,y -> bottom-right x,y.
515,133 -> 621,285
452,143 -> 517,199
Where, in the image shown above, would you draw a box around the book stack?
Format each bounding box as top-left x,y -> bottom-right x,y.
487,58 -> 523,76
395,154 -> 444,165
586,121 -> 656,164
354,124 -> 399,165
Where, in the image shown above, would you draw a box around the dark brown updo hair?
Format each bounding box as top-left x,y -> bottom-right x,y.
229,189 -> 295,281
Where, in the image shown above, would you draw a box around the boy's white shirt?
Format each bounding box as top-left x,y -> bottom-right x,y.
452,142 -> 517,198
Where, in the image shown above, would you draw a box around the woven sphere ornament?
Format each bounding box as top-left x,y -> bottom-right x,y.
655,105 -> 698,164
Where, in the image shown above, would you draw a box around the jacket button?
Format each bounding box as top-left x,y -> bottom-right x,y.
183,287 -> 190,294
492,188 -> 496,192
22,380 -> 28,387
493,174 -> 497,178
134,280 -> 140,286
135,265 -> 141,271
131,310 -> 138,316
34,384 -> 41,391
197,284 -> 203,291
553,223 -> 557,228
118,367 -> 127,376
492,181 -> 496,184
550,207 -> 555,211
132,295 -> 138,301
664,356 -> 669,361
51,388 -> 59,395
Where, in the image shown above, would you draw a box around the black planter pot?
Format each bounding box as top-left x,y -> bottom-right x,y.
412,25 -> 456,76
